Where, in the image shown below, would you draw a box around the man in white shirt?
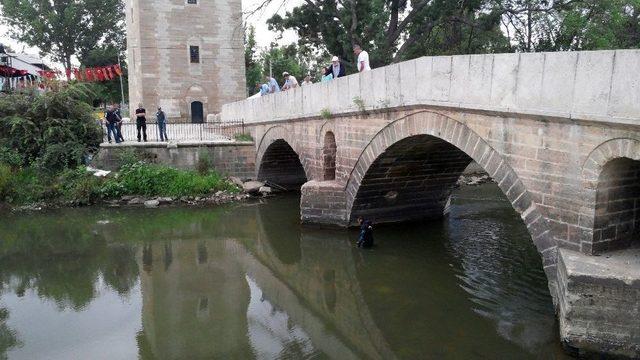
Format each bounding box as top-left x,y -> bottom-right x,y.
281,72 -> 299,91
353,44 -> 371,72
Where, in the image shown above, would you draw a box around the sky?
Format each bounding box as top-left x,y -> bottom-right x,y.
0,0 -> 302,69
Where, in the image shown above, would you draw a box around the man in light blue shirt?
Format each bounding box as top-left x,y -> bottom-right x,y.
265,75 -> 281,93
257,82 -> 270,96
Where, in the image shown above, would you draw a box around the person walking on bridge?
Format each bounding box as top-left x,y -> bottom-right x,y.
357,217 -> 374,248
265,75 -> 280,94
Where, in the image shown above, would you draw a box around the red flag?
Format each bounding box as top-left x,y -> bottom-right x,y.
105,66 -> 114,80
77,68 -> 84,81
113,64 -> 123,76
65,68 -> 71,79
85,68 -> 94,81
95,68 -> 105,81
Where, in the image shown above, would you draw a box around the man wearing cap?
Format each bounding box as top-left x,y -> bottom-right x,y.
281,72 -> 299,91
330,56 -> 346,79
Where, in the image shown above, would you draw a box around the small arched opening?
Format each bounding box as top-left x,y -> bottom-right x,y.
258,139 -> 307,190
191,101 -> 204,123
593,157 -> 640,253
323,131 -> 337,181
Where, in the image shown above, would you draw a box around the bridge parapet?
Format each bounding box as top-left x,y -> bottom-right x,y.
222,50 -> 640,126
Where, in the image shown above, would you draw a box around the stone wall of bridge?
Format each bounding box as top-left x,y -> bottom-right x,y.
221,50 -> 640,357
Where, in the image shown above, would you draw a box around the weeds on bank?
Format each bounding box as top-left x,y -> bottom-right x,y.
234,133 -> 254,142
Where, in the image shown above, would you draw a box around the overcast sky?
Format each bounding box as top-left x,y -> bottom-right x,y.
0,0 -> 302,68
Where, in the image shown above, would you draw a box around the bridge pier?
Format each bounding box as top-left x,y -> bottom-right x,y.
301,181 -> 348,227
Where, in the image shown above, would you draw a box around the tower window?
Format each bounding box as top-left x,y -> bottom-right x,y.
187,0 -> 197,4
190,46 -> 200,63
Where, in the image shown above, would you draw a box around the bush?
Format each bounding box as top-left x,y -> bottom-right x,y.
234,133 -> 254,142
0,83 -> 102,173
100,162 -> 238,198
196,150 -> 212,175
0,163 -> 11,200
58,168 -> 103,205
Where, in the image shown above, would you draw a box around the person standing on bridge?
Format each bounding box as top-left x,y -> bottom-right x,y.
330,56 -> 346,78
156,107 -> 168,142
353,44 -> 371,73
265,75 -> 280,94
281,72 -> 299,91
114,103 -> 125,142
104,105 -> 123,144
357,217 -> 374,248
135,103 -> 148,142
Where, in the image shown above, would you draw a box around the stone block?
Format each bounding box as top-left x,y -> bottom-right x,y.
541,51 -> 578,113
490,53 -> 519,109
572,51 -> 614,117
557,248 -> 640,358
414,56 -> 433,102
608,49 -> 640,119
431,56 -> 452,102
449,55 -> 470,103
399,59 -> 417,105
516,52 -> 544,110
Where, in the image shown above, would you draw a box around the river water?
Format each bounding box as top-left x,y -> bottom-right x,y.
0,183 -> 571,359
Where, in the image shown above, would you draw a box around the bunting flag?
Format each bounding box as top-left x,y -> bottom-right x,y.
113,64 -> 123,76
105,66 -> 114,80
85,68 -> 94,81
65,68 -> 71,79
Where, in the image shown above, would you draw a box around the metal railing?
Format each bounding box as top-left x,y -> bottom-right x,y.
103,120 -> 245,143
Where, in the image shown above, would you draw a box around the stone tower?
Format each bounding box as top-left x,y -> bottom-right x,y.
125,0 -> 246,123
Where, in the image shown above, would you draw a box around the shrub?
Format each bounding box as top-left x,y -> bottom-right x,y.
234,133 -> 254,142
100,162 -> 238,198
196,150 -> 212,175
58,168 -> 103,205
0,83 -> 102,173
0,163 -> 11,200
320,108 -> 332,120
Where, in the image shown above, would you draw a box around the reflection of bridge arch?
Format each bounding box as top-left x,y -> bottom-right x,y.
256,126 -> 309,189
345,111 -> 556,280
252,202 -> 397,360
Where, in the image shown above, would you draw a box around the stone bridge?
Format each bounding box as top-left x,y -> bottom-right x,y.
221,50 -> 640,356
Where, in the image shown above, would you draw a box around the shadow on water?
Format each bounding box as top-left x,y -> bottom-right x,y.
0,184 -> 571,359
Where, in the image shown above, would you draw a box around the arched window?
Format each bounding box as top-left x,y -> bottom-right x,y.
323,131 -> 337,181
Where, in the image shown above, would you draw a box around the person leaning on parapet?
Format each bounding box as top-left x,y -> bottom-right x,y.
353,44 -> 372,73
329,56 -> 346,79
256,82 -> 270,96
281,72 -> 299,91
114,103 -> 125,142
135,103 -> 148,142
265,75 -> 281,94
104,104 -> 123,144
301,74 -> 313,86
156,107 -> 168,142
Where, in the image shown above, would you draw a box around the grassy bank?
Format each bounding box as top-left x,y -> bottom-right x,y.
0,162 -> 240,208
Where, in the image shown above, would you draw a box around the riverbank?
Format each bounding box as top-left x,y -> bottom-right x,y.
0,162 -> 272,212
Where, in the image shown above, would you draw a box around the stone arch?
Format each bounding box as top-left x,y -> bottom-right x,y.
323,131 -> 337,181
256,126 -> 310,189
581,138 -> 640,254
345,110 -> 556,273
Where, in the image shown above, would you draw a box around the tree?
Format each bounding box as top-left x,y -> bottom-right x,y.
245,25 -> 263,96
80,45 -> 128,106
0,0 -> 124,71
260,43 -> 314,87
266,0 -> 510,68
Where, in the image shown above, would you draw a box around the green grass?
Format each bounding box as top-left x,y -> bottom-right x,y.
0,162 -> 240,207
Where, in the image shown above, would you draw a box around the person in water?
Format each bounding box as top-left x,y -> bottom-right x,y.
357,217 -> 374,248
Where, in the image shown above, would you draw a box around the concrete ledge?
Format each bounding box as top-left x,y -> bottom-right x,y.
557,248 -> 640,357
100,140 -> 251,148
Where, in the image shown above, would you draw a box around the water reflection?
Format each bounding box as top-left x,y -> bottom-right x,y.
0,184 -> 569,359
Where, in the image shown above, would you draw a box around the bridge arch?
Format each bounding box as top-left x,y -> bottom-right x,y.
345,110 -> 556,272
581,138 -> 640,254
256,126 -> 310,190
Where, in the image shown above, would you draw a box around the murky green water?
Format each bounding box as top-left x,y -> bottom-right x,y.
0,183 -> 570,359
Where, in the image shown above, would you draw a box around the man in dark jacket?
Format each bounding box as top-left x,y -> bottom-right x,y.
325,56 -> 346,79
105,105 -> 122,144
135,103 -> 148,142
356,217 -> 374,248
156,107 -> 168,141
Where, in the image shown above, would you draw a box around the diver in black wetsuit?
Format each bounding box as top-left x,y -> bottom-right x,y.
357,217 -> 374,248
